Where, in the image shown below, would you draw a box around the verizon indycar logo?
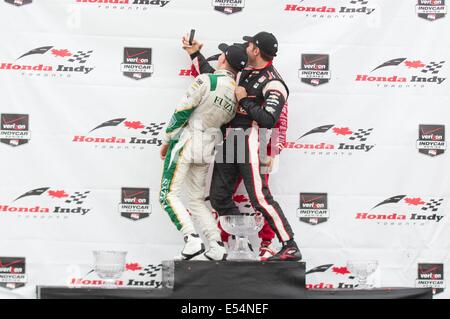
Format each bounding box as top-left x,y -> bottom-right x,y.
356,195 -> 444,226
416,263 -> 444,294
0,114 -> 30,147
297,193 -> 329,225
286,124 -> 375,155
416,0 -> 447,21
306,264 -> 358,289
284,0 -> 376,19
0,46 -> 94,77
213,0 -> 245,15
299,54 -> 330,86
0,187 -> 92,219
417,124 -> 446,157
5,0 -> 32,6
0,257 -> 26,290
72,118 -> 165,150
69,262 -> 162,288
75,0 -> 170,10
119,188 -> 151,221
355,57 -> 446,88
121,48 -> 153,80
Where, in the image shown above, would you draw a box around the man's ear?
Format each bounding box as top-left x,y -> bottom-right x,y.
254,46 -> 260,57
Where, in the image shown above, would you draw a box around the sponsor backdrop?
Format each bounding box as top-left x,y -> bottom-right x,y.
0,0 -> 449,298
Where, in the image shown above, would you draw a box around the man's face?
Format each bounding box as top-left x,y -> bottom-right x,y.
246,42 -> 258,62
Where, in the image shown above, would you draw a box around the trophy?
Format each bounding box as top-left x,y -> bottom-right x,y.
219,213 -> 264,260
93,250 -> 127,288
346,260 -> 378,289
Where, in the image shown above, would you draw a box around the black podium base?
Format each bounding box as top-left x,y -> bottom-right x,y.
168,260 -> 306,299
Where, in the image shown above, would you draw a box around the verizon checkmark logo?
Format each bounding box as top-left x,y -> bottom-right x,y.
0,259 -> 24,268
2,115 -> 27,125
125,49 -> 149,60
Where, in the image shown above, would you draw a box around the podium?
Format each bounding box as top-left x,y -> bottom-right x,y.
36,261 -> 432,299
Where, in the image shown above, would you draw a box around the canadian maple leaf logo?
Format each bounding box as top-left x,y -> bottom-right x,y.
124,121 -> 145,130
51,49 -> 72,58
48,190 -> 69,198
332,127 -> 353,136
233,194 -> 249,203
332,266 -> 351,275
126,263 -> 142,271
404,60 -> 425,69
404,197 -> 425,206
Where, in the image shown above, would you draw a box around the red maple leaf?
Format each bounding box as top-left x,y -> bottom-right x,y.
48,190 -> 69,198
332,266 -> 351,275
404,60 -> 425,69
51,49 -> 72,58
233,194 -> 249,203
332,127 -> 353,136
124,121 -> 145,130
404,197 -> 425,206
125,263 -> 142,271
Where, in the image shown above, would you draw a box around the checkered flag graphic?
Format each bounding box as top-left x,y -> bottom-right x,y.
65,191 -> 90,205
350,0 -> 368,4
67,50 -> 93,64
421,61 -> 445,74
138,264 -> 162,277
140,122 -> 166,135
348,128 -> 373,142
421,198 -> 444,212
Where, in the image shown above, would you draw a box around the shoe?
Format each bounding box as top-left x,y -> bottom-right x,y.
259,240 -> 276,261
267,240 -> 302,261
204,241 -> 227,261
180,233 -> 205,260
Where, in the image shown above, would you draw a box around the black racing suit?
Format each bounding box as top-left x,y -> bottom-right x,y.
190,52 -> 295,243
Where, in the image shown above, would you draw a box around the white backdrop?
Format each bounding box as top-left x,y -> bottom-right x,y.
0,0 -> 449,298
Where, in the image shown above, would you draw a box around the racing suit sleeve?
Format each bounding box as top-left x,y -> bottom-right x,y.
267,102 -> 288,156
190,51 -> 216,76
162,74 -> 209,144
238,80 -> 288,129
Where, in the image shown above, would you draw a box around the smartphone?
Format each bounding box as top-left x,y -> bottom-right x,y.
188,29 -> 195,46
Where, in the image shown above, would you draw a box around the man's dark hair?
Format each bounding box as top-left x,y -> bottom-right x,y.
260,50 -> 274,62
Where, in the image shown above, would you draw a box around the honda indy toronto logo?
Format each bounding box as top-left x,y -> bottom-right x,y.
355,195 -> 445,226
75,0 -> 170,10
0,114 -> 30,147
121,47 -> 153,80
355,57 -> 447,88
299,54 -> 331,86
213,0 -> 245,15
306,264 -> 360,289
0,46 -> 94,78
4,0 -> 32,6
416,0 -> 447,21
286,124 -> 375,156
297,193 -> 329,225
0,257 -> 26,290
72,118 -> 165,150
0,187 -> 92,219
69,262 -> 162,288
284,0 -> 376,19
417,124 -> 446,157
119,188 -> 151,221
416,263 -> 444,295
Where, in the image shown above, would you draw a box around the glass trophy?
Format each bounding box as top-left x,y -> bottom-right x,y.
346,260 -> 378,289
93,250 -> 127,288
219,213 -> 264,260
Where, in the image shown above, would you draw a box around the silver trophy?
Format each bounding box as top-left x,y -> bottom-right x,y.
346,260 -> 378,289
93,250 -> 127,288
220,213 -> 264,260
